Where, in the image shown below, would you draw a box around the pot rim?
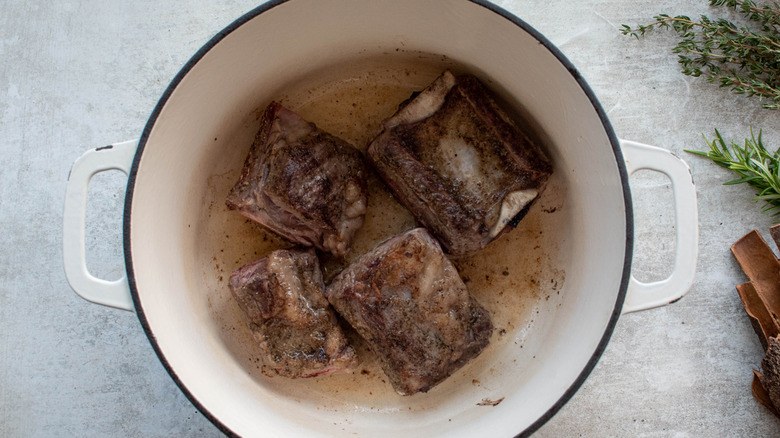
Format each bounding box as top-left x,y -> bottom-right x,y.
122,1 -> 633,436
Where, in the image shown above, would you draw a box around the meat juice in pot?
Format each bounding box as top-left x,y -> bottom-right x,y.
198,52 -> 568,412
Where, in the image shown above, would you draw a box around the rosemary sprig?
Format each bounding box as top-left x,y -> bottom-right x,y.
622,0 -> 780,110
685,129 -> 780,217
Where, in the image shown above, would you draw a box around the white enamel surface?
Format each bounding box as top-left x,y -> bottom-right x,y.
127,1 -> 630,436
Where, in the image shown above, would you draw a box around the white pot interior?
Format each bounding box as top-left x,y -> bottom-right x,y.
127,1 -> 629,436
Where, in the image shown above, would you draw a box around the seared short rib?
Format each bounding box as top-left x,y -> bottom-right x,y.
228,248 -> 358,378
367,71 -> 553,255
325,228 -> 493,395
226,102 -> 368,257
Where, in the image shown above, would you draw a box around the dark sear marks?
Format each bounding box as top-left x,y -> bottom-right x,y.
367,70 -> 552,255
226,101 -> 368,257
324,228 -> 493,395
228,248 -> 358,378
223,69 -> 553,395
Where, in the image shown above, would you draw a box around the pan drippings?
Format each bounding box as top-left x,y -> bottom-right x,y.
201,53 -> 567,409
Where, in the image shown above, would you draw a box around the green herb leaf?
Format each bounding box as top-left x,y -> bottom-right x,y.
687,129 -> 780,218
622,0 -> 780,109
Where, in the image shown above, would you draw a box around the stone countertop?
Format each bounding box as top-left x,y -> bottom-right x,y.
2,0 -> 779,436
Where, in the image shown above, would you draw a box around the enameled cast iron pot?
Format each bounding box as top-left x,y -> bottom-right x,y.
63,1 -> 699,436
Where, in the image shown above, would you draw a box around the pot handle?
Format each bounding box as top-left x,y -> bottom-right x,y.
620,139 -> 699,314
63,140 -> 137,311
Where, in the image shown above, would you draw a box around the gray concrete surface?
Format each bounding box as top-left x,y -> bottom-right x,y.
2,0 -> 780,436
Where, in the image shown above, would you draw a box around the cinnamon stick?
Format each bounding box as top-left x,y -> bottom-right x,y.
731,230 -> 780,344
731,229 -> 780,418
769,224 -> 780,251
752,370 -> 779,417
736,282 -> 780,351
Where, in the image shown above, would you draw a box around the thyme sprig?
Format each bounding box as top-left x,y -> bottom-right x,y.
686,129 -> 780,216
622,0 -> 780,109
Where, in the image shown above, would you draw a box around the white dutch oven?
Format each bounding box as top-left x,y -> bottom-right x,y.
63,1 -> 698,436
